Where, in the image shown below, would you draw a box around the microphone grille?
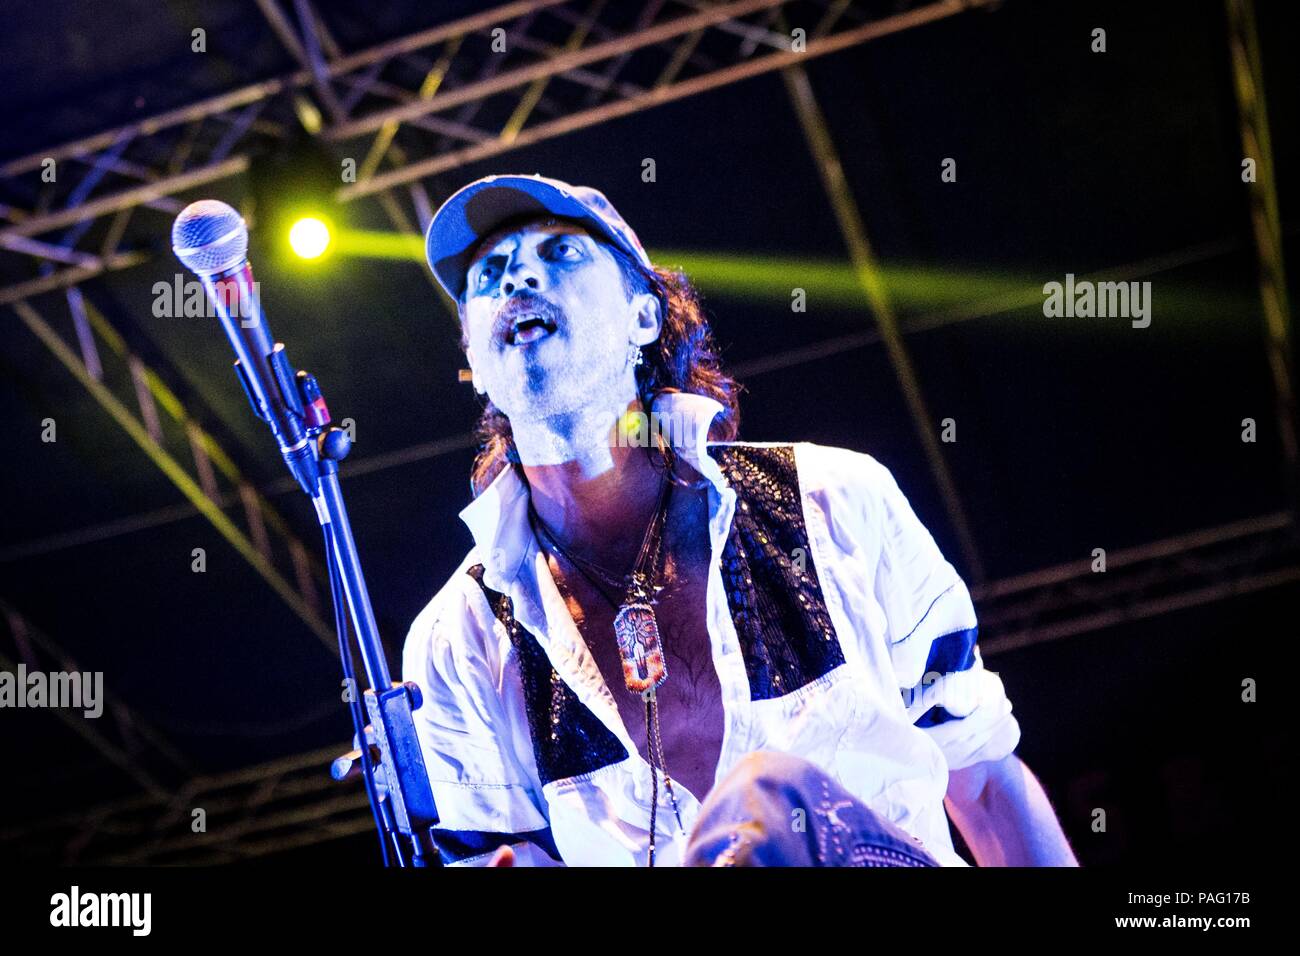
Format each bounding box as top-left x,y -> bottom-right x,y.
172,200 -> 249,275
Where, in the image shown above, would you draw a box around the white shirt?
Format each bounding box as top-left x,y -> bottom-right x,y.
401,391 -> 1021,867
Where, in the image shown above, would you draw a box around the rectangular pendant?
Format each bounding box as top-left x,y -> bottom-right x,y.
612,602 -> 667,695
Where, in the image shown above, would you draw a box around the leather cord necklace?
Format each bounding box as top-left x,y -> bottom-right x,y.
527,465 -> 688,865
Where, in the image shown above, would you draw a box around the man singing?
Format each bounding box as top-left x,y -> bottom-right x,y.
402,173 -> 1078,868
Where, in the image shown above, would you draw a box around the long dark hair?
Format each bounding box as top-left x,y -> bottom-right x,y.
460,243 -> 744,497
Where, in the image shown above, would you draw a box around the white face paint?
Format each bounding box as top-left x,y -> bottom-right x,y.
460,217 -> 661,461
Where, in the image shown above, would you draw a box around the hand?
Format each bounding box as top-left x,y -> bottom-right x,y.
487,845 -> 515,867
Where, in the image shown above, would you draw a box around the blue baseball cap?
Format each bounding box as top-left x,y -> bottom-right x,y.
425,173 -> 653,301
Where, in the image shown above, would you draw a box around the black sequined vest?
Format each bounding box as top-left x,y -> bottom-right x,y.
467,444 -> 846,787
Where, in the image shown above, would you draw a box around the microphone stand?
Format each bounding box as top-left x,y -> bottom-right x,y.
197,266 -> 442,867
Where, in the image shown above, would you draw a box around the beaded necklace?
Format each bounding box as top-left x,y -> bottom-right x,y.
526,465 -> 688,866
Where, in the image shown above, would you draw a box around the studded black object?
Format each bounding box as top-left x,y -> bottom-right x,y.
466,563 -> 628,786
706,445 -> 845,701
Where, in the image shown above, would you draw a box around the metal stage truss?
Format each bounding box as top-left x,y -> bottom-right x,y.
1,0 -> 1293,862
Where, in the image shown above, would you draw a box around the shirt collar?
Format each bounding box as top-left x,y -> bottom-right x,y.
458,391 -> 729,593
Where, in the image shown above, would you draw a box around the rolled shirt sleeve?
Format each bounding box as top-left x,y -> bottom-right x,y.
401,582 -> 564,866
867,459 -> 1021,773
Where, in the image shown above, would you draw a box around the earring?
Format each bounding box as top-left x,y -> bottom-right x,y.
627,342 -> 644,367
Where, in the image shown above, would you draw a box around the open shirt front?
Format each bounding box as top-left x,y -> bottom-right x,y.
401,391 -> 1021,866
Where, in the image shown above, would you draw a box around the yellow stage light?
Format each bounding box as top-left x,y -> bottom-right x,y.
289,217 -> 331,259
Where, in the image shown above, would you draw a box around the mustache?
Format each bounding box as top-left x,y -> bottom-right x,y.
494,292 -> 562,343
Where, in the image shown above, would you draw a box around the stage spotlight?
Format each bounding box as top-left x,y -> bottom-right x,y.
289,217 -> 331,259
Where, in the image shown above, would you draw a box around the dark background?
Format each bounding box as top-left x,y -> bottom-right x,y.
0,0 -> 1293,867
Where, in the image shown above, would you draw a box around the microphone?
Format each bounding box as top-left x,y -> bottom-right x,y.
172,200 -> 321,497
